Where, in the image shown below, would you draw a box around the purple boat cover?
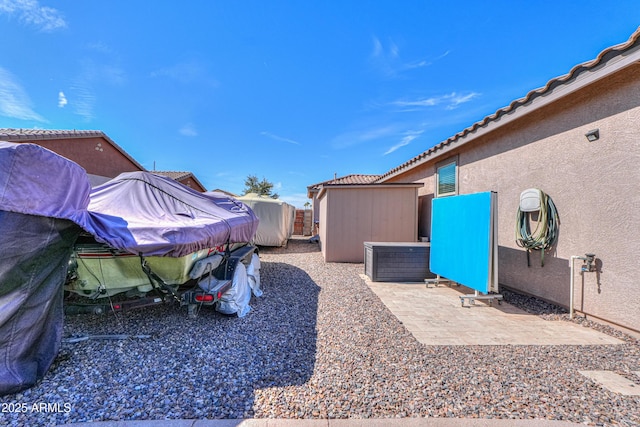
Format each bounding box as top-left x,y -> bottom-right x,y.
1,142 -> 87,395
83,172 -> 259,257
0,141 -> 91,222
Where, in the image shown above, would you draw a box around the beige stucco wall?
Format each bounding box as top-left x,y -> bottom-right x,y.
318,185 -> 420,262
386,64 -> 640,332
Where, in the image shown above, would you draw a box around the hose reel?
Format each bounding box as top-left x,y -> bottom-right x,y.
515,188 -> 559,267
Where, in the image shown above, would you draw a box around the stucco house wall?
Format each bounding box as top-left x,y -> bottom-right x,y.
318,184 -> 422,263
380,33 -> 640,332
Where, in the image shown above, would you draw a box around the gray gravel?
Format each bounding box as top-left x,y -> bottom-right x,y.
1,237 -> 639,426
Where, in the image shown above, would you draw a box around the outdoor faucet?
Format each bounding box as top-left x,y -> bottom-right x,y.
581,253 -> 596,272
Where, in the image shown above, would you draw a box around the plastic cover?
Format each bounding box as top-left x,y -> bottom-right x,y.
236,193 -> 295,246
189,254 -> 224,279
216,262 -> 252,317
246,253 -> 263,297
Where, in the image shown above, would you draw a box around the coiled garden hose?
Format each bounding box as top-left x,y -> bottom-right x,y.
515,190 -> 559,267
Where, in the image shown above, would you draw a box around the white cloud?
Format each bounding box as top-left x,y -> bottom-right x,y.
391,92 -> 480,111
57,91 -> 67,107
331,125 -> 396,149
67,58 -> 126,121
446,92 -> 480,109
260,131 -> 300,145
384,130 -> 423,155
0,66 -> 46,122
69,80 -> 95,121
0,0 -> 67,31
370,35 -> 436,77
179,123 -> 198,137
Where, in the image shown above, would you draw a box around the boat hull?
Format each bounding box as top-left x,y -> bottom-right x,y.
66,242 -> 239,298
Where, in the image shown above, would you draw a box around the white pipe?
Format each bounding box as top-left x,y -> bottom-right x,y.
569,255 -> 586,319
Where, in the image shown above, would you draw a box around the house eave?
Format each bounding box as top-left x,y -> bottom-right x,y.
377,29 -> 640,182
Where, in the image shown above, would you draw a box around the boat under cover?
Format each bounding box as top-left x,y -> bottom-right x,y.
0,141 -> 259,395
83,172 -> 259,258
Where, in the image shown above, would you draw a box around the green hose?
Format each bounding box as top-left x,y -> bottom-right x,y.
515,190 -> 559,267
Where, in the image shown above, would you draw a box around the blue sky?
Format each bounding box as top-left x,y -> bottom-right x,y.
1,1 -> 638,207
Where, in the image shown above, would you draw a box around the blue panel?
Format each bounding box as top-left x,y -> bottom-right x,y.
430,192 -> 493,293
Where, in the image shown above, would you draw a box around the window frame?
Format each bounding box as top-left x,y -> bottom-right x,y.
436,157 -> 458,197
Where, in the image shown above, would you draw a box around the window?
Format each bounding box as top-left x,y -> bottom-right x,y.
436,160 -> 457,197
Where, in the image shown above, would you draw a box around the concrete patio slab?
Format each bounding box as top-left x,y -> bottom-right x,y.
579,370 -> 640,395
362,277 -> 623,346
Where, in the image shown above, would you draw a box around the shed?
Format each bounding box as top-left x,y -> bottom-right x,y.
317,183 -> 423,262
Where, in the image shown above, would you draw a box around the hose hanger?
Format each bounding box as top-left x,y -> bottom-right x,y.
515,189 -> 559,267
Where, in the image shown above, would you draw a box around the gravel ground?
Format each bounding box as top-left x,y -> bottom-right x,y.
1,237 -> 639,426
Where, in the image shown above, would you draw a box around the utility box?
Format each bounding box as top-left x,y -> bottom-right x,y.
364,242 -> 434,282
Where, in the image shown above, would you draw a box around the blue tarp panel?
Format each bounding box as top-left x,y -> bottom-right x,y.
430,192 -> 495,293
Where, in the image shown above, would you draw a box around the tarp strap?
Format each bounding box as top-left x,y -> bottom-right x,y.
139,254 -> 180,302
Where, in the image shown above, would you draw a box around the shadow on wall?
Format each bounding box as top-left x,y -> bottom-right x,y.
498,245 -> 604,313
0,263 -> 320,425
418,194 -> 433,239
499,245 -> 569,305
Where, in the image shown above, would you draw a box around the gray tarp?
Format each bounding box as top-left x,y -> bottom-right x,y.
0,141 -> 88,395
0,212 -> 81,395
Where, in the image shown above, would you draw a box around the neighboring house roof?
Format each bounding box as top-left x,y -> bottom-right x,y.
210,188 -> 239,197
152,171 -> 207,192
0,128 -> 146,172
307,174 -> 381,197
376,26 -> 640,182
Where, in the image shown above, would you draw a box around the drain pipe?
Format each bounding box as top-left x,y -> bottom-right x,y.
569,254 -> 596,319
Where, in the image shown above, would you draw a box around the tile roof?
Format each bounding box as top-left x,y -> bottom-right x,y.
308,174 -> 381,191
376,26 -> 640,182
0,128 -> 105,140
152,171 -> 207,192
152,171 -> 193,181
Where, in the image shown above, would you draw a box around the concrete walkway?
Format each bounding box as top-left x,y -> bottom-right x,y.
363,277 -> 623,346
